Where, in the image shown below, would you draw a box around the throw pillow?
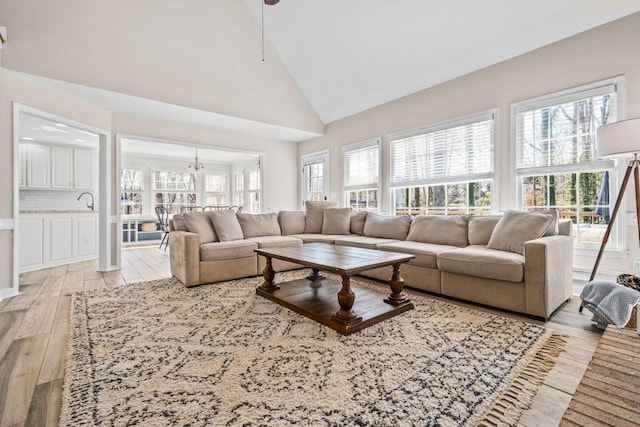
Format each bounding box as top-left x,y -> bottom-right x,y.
533,208 -> 560,236
322,208 -> 352,235
406,215 -> 469,247
183,212 -> 217,244
487,210 -> 553,254
278,211 -> 306,235
236,213 -> 281,238
468,216 -> 502,245
210,210 -> 244,242
363,213 -> 411,240
350,211 -> 368,235
171,214 -> 189,232
304,200 -> 339,233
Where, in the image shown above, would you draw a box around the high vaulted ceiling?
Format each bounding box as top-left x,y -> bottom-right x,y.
244,0 -> 640,123
2,0 -> 640,142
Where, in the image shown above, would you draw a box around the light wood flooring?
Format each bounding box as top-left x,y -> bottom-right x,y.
0,246 -> 603,426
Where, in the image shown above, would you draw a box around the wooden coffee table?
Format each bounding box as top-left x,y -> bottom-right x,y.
255,243 -> 415,335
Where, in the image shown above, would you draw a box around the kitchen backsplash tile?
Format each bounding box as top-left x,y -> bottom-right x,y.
20,190 -> 97,211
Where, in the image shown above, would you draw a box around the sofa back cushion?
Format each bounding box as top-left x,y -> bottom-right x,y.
237,212 -> 281,238
534,208 -> 560,236
350,212 -> 368,235
322,208 -> 352,235
304,200 -> 339,233
210,210 -> 244,242
468,216 -> 502,245
487,209 -> 553,254
363,213 -> 411,240
183,212 -> 218,244
406,215 -> 469,247
278,211 -> 306,235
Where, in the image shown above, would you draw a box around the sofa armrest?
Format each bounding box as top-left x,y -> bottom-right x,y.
169,231 -> 201,287
524,235 -> 573,319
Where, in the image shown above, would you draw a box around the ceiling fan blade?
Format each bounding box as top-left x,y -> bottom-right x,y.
264,0 -> 279,5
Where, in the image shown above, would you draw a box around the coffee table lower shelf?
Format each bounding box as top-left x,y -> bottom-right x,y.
256,277 -> 414,335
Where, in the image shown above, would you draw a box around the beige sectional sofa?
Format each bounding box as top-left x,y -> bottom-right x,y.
169,203 -> 573,320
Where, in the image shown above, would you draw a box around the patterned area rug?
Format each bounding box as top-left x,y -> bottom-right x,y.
61,270 -> 565,426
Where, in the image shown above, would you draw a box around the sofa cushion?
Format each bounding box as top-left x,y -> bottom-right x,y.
350,211 -> 368,235
378,241 -> 459,269
406,215 -> 468,247
334,236 -> 399,250
183,212 -> 218,244
322,208 -> 351,235
363,213 -> 411,240
288,234 -> 347,244
246,235 -> 303,248
487,210 -> 553,254
199,240 -> 258,262
468,216 -> 501,245
171,214 -> 189,231
278,211 -> 306,235
237,212 -> 281,238
210,210 -> 244,242
437,245 -> 525,282
304,200 -> 339,233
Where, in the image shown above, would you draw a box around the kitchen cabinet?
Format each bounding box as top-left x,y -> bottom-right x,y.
51,146 -> 74,189
74,149 -> 96,190
26,144 -> 50,189
20,143 -> 98,190
18,212 -> 98,272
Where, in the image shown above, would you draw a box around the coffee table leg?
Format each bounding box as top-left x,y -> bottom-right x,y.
384,263 -> 410,306
258,256 -> 280,292
306,268 -> 325,282
331,275 -> 362,324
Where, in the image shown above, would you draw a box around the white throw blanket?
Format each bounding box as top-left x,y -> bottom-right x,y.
580,280 -> 640,329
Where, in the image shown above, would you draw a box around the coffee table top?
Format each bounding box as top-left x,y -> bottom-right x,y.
255,243 -> 414,276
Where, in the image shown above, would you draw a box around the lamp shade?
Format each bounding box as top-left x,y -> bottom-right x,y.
596,117 -> 640,157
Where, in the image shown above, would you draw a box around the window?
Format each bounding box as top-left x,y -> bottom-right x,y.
233,172 -> 244,208
390,112 -> 495,215
301,151 -> 329,203
343,138 -> 380,212
205,172 -> 229,206
120,169 -> 144,215
514,81 -> 619,245
153,170 -> 197,214
248,169 -> 261,213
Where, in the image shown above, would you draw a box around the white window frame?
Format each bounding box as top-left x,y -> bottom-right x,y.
388,110 -> 497,215
152,169 -> 198,214
120,168 -> 144,215
342,137 -> 381,212
204,171 -> 230,207
511,77 -> 625,250
301,150 -> 330,206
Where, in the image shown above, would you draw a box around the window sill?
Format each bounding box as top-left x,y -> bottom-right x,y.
574,246 -> 629,259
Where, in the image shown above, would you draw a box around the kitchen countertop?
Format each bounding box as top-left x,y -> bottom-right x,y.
20,210 -> 98,214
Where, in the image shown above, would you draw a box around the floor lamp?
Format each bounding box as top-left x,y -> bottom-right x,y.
590,117 -> 640,281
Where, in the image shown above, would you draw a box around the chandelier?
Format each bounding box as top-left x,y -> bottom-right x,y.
188,148 -> 204,172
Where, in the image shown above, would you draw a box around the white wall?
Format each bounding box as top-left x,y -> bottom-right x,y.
0,0 -> 323,134
299,13 -> 640,277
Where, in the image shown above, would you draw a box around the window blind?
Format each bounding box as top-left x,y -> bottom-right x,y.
390,116 -> 494,188
343,139 -> 380,191
515,89 -> 617,173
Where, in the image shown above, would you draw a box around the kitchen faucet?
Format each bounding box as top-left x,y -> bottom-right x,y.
77,192 -> 95,211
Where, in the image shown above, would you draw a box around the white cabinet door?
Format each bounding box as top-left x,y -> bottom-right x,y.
19,218 -> 45,268
19,144 -> 27,188
74,149 -> 96,190
51,146 -> 74,189
49,217 -> 73,261
27,145 -> 51,188
77,216 -> 97,257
